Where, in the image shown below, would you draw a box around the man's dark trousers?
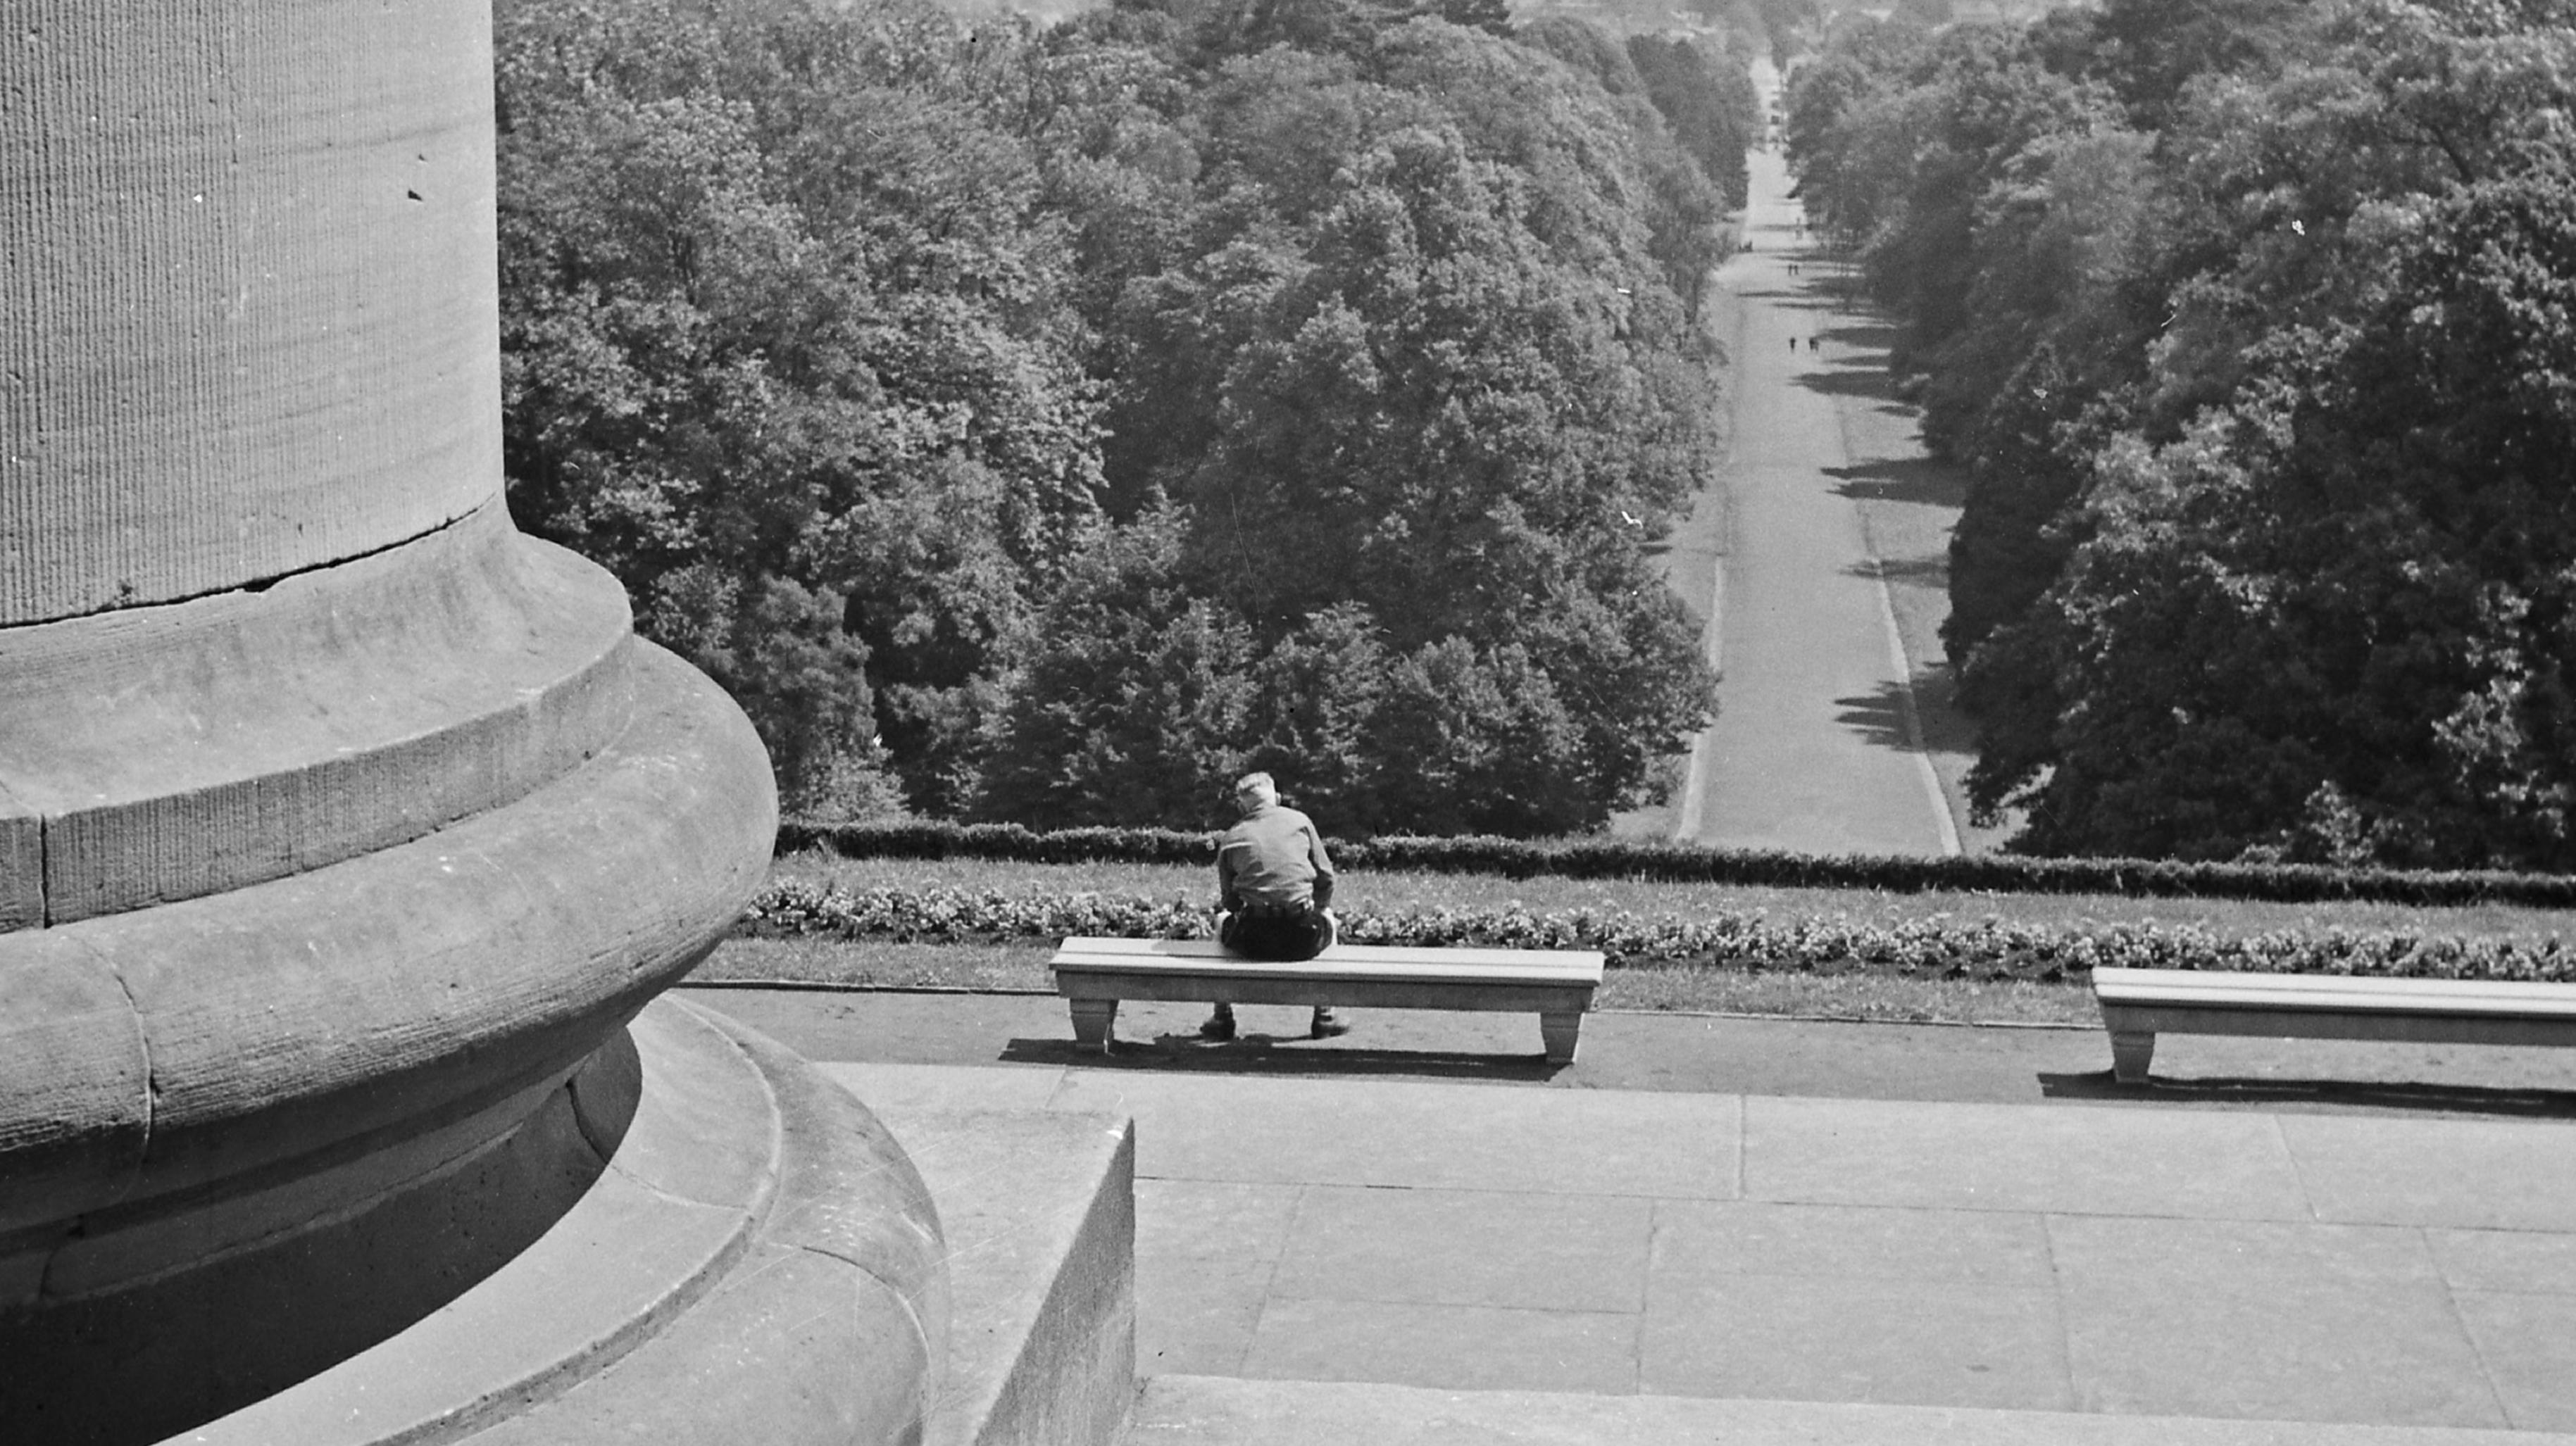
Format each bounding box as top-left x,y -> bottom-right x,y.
1222,905 -> 1332,962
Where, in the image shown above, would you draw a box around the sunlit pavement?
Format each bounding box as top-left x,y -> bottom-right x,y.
692,984 -> 2576,1442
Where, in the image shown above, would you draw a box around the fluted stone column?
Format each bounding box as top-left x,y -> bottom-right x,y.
0,5 -> 945,1442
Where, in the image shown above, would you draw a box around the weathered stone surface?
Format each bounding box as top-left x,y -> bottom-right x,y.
177,1005 -> 772,1445
35,1070 -> 572,1302
0,643 -> 774,1241
0,2 -> 955,1440
461,1004 -> 965,1446
854,1098 -> 1140,1446
730,1017 -> 953,1374
942,1117 -> 1136,1446
0,0 -> 501,623
1,1050 -> 620,1445
2094,967 -> 2576,1083
174,1000 -> 957,1446
603,1002 -> 787,1217
468,1245 -> 942,1446
0,931 -> 151,1259
0,796 -> 38,931
1,501 -> 636,929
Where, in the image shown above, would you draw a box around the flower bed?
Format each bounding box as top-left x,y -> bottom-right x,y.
742,880 -> 2576,983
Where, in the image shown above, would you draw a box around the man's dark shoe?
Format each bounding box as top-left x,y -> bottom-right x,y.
1200,1009 -> 1237,1041
1310,1008 -> 1351,1039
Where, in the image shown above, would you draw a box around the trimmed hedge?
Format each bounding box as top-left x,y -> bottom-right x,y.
780,819 -> 1217,867
743,880 -> 2576,983
776,818 -> 2576,910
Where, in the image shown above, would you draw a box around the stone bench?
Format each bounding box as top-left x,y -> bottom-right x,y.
2092,965 -> 2576,1083
1049,936 -> 1606,1062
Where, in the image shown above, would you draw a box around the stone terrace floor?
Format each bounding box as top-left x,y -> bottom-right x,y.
686,986 -> 2576,1443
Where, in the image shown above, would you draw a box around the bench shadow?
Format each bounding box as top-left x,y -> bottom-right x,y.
998,1033 -> 1568,1082
2037,1069 -> 2576,1119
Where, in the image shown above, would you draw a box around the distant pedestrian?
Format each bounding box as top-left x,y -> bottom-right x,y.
1808,337 -> 1819,351
1203,772 -> 1346,1041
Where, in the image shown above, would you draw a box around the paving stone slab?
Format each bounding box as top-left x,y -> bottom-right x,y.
2450,1290 -> 2576,1433
1747,1095 -> 2313,1219
1049,1071 -> 1739,1197
2048,1214 -> 2503,1428
2280,1114 -> 2576,1231
798,1053 -> 2576,1438
1646,1198 -> 2060,1285
1128,1376 -> 2576,1445
2427,1227 -> 2576,1295
1268,1185 -> 1654,1314
1639,1269 -> 2074,1412
1239,1298 -> 1641,1395
1134,1179 -> 1303,1379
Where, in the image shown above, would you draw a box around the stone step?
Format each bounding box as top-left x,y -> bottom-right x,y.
1125,1376 -> 2576,1445
175,998 -> 948,1446
143,1015 -> 1137,1446
4,503 -> 637,929
860,1093 -> 1137,1446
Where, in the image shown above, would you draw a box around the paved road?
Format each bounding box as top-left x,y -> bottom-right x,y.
1672,89 -> 1958,857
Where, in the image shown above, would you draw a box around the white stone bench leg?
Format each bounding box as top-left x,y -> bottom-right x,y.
2110,1029 -> 2155,1083
1069,998 -> 1118,1054
1539,1012 -> 1582,1064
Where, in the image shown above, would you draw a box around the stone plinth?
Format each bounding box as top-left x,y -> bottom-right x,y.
0,4 -> 950,1442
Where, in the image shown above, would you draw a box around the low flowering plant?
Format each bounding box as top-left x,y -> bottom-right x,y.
739,881 -> 2574,982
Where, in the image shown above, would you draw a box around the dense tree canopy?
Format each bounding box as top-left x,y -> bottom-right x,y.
497,0 -> 1751,834
1786,0 -> 2576,868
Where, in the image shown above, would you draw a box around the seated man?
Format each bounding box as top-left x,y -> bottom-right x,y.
1204,771 -> 1347,1041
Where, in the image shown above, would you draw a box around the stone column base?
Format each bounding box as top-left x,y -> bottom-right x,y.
184,996 -> 951,1446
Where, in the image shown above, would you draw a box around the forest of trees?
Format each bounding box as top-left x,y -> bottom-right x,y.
1787,0 -> 2576,870
493,0 -> 1761,837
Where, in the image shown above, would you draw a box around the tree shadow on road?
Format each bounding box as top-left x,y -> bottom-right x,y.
1820,320 -> 1898,350
1837,669 -> 1982,760
1736,290 -> 1850,310
1795,363 -> 1902,403
1833,683 -> 1917,753
1857,554 -> 1949,587
1827,457 -> 1965,508
1906,663 -> 1978,757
